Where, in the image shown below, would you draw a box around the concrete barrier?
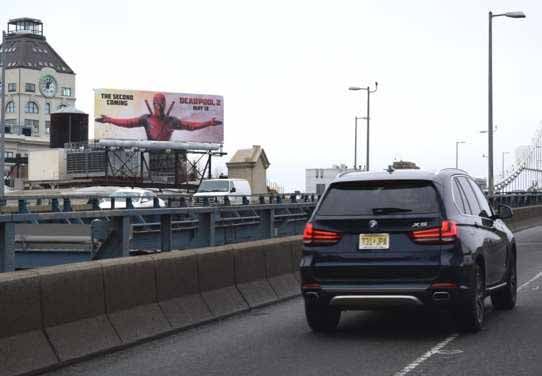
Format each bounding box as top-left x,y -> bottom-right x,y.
197,245 -> 249,317
505,205 -> 542,232
0,236 -> 302,375
264,236 -> 300,299
100,256 -> 171,344
234,240 -> 278,308
0,271 -> 58,376
38,262 -> 120,361
154,250 -> 213,329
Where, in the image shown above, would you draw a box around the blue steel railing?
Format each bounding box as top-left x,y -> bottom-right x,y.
0,195 -> 319,272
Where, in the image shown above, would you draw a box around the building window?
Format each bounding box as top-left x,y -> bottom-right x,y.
25,83 -> 36,92
5,101 -> 15,113
25,101 -> 39,114
45,103 -> 51,114
8,83 -> 16,92
4,119 -> 16,134
62,87 -> 72,97
24,119 -> 39,136
45,121 -> 50,134
5,152 -> 13,159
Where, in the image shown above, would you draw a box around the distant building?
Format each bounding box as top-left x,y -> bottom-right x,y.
306,164 -> 352,194
392,160 -> 420,169
226,145 -> 270,194
1,18 -> 76,159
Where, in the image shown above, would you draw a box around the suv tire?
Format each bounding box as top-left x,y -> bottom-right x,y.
491,251 -> 517,310
454,262 -> 485,333
305,302 -> 341,333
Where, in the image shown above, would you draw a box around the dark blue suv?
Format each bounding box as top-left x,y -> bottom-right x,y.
300,169 -> 516,332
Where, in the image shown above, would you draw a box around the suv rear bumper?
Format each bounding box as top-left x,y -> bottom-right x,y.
302,283 -> 473,309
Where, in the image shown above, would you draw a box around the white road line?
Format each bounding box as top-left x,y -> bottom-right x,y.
393,334 -> 458,376
518,272 -> 542,292
394,271 -> 542,375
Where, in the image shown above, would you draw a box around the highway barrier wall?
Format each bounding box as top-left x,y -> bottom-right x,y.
0,205 -> 540,376
504,205 -> 542,232
0,235 -> 302,376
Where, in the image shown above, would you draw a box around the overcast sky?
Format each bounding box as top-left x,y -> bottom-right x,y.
4,0 -> 541,192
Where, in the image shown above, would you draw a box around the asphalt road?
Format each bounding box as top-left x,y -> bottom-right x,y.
45,226 -> 542,376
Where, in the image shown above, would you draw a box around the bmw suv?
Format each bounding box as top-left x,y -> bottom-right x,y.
300,169 -> 516,332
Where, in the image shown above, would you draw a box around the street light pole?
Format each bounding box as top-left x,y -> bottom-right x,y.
0,31 -> 6,198
353,116 -> 364,169
488,10 -> 525,196
349,82 -> 378,171
455,141 -> 466,169
488,11 -> 494,196
366,86 -> 371,171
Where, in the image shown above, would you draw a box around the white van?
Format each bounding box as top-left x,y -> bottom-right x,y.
193,179 -> 252,205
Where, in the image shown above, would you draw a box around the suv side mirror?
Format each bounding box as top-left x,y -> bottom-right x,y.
230,187 -> 236,193
495,204 -> 513,220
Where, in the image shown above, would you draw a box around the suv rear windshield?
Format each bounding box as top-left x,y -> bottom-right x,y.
317,180 -> 440,216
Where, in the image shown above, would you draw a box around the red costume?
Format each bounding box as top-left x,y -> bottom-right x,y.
96,93 -> 220,141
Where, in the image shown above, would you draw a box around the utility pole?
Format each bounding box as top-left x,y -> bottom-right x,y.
0,31 -> 6,198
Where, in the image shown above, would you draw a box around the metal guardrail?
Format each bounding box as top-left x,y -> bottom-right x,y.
0,192 -> 319,214
491,192 -> 542,208
0,196 -> 319,272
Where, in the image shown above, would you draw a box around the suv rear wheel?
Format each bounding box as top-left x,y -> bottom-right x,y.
305,301 -> 341,333
454,262 -> 485,332
491,251 -> 517,310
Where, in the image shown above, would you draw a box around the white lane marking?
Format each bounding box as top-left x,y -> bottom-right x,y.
393,334 -> 458,376
518,272 -> 542,292
394,271 -> 542,375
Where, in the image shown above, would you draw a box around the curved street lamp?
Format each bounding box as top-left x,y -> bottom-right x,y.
349,82 -> 378,171
487,10 -> 526,196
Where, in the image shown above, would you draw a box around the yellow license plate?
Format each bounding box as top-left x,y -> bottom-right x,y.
359,233 -> 390,250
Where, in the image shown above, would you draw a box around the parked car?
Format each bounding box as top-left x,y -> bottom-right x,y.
301,168 -> 516,333
193,179 -> 252,205
98,188 -> 166,209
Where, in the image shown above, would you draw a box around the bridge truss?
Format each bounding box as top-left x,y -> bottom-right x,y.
495,127 -> 542,193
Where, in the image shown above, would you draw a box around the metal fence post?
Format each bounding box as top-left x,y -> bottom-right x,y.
0,222 -> 15,272
209,208 -> 218,246
113,216 -> 131,257
160,214 -> 172,252
259,207 -> 275,239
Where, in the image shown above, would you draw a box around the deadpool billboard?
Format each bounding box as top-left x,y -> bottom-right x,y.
93,88 -> 224,144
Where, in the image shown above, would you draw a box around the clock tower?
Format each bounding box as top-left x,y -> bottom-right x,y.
0,17 -> 76,163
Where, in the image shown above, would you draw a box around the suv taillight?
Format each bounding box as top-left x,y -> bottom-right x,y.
410,220 -> 458,244
303,223 -> 342,246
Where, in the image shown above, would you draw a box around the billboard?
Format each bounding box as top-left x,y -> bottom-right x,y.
94,89 -> 223,144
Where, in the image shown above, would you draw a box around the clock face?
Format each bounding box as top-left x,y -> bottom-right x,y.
39,75 -> 57,97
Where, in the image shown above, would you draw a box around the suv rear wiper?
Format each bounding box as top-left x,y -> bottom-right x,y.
372,207 -> 413,215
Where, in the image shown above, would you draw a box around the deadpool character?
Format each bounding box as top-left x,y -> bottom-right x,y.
95,93 -> 221,141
